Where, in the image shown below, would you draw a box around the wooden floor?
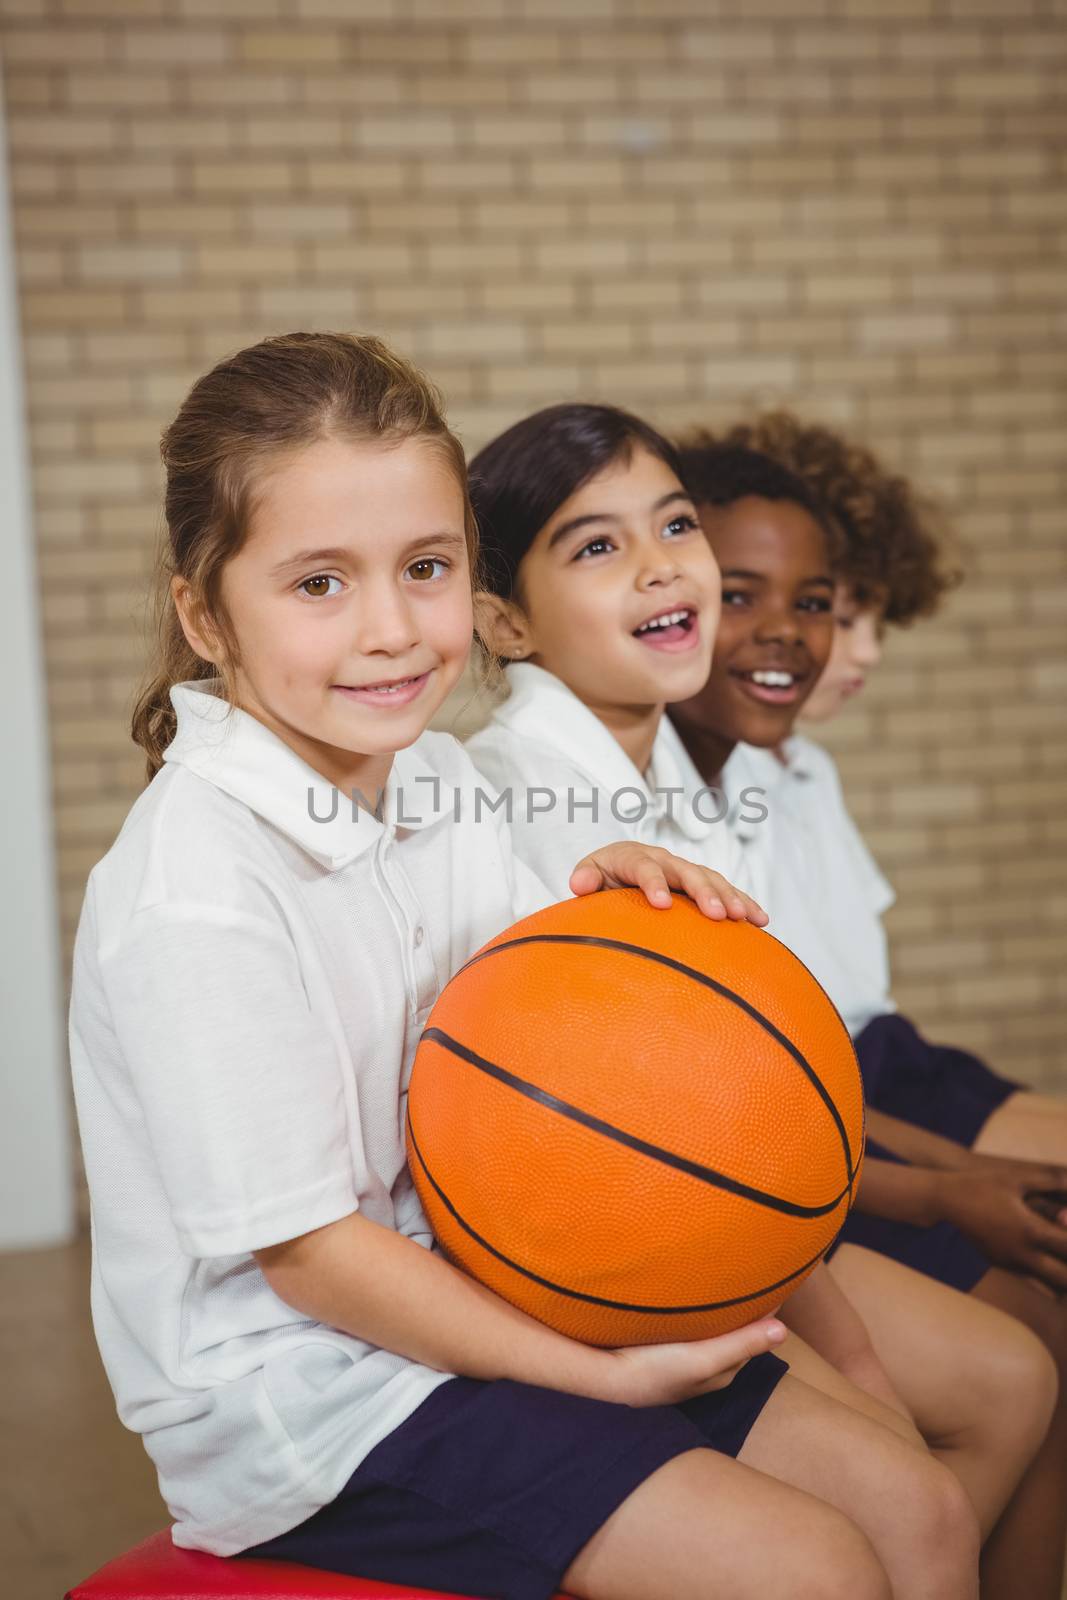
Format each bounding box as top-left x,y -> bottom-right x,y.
1,1237 -> 166,1600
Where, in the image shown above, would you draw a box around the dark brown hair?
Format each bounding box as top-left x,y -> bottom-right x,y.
132,331 -> 476,781
469,403 -> 684,601
712,410 -> 959,625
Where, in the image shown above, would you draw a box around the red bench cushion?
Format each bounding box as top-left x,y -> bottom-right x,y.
66,1530 -> 570,1600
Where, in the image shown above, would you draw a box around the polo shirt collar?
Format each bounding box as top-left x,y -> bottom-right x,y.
163,680 -> 456,870
497,663 -> 719,842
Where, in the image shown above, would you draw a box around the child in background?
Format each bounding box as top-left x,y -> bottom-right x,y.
723,410 -> 1067,1173
70,332 -> 976,1600
669,434 -> 1067,1600
464,400 -> 1055,1600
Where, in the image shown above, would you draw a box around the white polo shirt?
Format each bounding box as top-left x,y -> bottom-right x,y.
464,662 -> 746,901
716,735 -> 896,1038
68,680 -> 552,1557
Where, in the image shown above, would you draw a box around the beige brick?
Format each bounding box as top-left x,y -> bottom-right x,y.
859,310 -> 954,348
129,115 -> 234,154
700,353 -> 801,392
132,201 -> 236,236
528,157 -> 625,191
16,201 -> 120,238
312,240 -> 415,277
804,273 -> 896,308
254,284 -> 361,323
122,27 -> 229,65
697,273 -> 791,310
139,285 -> 246,323
355,113 -> 460,151
66,72 -> 174,109
370,282 -> 470,317
540,320 -> 636,356
427,239 -> 525,277
464,29 -> 562,65
240,30 -> 344,64
3,26 -> 110,64
3,70 -> 55,111
9,113 -> 118,152
485,362 -> 582,400
481,278 -> 578,313
307,158 -> 410,193
195,242 -> 302,278
240,115 -> 344,150
78,243 -> 188,281
248,201 -> 351,237
22,287 -> 128,326
425,319 -> 527,360
419,157 -> 516,191
74,158 -> 179,196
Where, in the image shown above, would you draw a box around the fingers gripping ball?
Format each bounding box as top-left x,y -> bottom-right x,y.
406,888 -> 864,1347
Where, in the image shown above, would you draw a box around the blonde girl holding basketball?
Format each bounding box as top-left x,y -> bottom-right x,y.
72,334 -> 988,1600
464,400 -> 1056,1600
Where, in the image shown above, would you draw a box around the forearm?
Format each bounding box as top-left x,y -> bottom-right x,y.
866,1109 -> 971,1171
855,1156 -> 945,1227
256,1210 -> 621,1402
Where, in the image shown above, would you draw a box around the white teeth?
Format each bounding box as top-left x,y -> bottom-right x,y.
750,670 -> 795,687
637,609 -> 690,634
365,677 -> 414,693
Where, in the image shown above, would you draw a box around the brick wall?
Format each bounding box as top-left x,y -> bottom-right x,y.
4,0 -> 1066,1107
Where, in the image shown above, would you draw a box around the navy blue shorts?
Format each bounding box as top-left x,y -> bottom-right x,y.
855,1013 -> 1022,1148
238,1356 -> 788,1600
830,1140 -> 991,1294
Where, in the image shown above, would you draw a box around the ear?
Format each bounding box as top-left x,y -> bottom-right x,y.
474,591 -> 535,663
171,575 -> 222,666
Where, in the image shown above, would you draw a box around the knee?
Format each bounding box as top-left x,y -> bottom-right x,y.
905,1458 -> 981,1580
986,1316 -> 1060,1447
788,1512 -> 891,1600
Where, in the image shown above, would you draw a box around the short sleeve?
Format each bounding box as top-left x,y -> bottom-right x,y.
100,902 -> 359,1258
468,732 -> 632,902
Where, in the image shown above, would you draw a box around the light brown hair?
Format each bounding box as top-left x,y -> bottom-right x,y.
131,331 -> 478,781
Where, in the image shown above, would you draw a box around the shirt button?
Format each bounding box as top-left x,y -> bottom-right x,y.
414,925 -> 424,947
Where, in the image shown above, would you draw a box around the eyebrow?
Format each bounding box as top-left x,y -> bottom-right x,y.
721,567 -> 834,588
269,531 -> 467,578
547,490 -> 695,550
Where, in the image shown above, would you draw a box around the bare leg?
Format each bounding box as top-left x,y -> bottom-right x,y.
971,1268 -> 1067,1600
563,1370 -> 978,1600
827,1244 -> 1057,1542
974,1090 -> 1067,1167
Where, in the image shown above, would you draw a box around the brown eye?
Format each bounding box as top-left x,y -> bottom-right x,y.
407,558 -> 446,582
300,574 -> 340,598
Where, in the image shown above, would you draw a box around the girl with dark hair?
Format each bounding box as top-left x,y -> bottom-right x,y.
467,403 -> 750,895
465,402 -> 1053,1600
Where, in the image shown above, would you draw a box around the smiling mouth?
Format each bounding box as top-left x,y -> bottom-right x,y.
632,607 -> 697,641
333,671 -> 430,700
731,667 -> 808,704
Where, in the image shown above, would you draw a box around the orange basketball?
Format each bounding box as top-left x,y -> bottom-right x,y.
406,888 -> 864,1347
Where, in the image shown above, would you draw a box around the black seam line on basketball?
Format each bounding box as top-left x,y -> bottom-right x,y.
460,932 -> 858,1184
422,1026 -> 852,1220
407,1111 -> 832,1315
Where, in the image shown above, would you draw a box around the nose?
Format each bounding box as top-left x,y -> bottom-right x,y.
635,542 -> 683,590
852,614 -> 883,669
355,576 -> 421,656
753,596 -> 801,647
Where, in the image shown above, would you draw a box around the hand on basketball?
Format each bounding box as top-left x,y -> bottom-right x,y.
569,843 -> 768,925
607,1317 -> 787,1407
935,1160 -> 1067,1292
